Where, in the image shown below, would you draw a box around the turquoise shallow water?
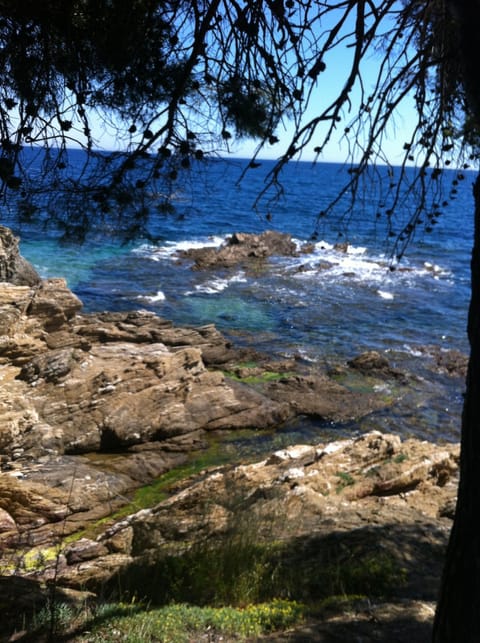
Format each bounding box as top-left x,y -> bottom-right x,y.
5,153 -> 473,443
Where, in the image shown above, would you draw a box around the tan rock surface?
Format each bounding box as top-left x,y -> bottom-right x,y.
0,229 -> 392,547
1,431 -> 459,602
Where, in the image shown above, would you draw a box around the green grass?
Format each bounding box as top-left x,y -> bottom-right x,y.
113,533 -> 288,607
14,519 -> 407,642
110,521 -> 407,610
22,538 -> 405,641
74,599 -> 305,642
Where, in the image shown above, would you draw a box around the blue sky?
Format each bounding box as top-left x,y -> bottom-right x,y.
228,46 -> 417,164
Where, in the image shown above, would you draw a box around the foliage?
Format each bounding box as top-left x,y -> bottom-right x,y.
109,526 -> 406,612
7,534 -> 407,641
32,600 -> 77,632
112,534 -> 286,607
20,532 -> 404,640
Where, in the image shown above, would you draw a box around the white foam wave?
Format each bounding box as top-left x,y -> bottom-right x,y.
285,348 -> 318,363
133,236 -> 225,261
185,271 -> 247,295
377,290 -> 394,300
423,261 -> 450,279
424,261 -> 442,272
134,235 -> 452,300
311,240 -> 367,255
402,344 -> 424,357
285,238 -> 452,290
137,290 -> 166,303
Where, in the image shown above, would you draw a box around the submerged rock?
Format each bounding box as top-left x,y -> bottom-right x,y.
263,372 -> 388,421
347,350 -> 405,379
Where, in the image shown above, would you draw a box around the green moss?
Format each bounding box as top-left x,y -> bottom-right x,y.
224,370 -> 295,384
10,544 -> 61,572
330,370 -> 403,401
236,360 -> 260,369
91,445 -> 234,532
132,462 -> 205,507
4,527 -> 89,574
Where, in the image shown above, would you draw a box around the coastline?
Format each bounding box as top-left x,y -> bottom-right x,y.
0,226 -> 462,641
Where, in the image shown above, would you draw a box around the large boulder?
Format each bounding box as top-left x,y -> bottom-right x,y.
263,372 -> 389,421
3,294 -> 394,462
72,311 -> 240,366
123,430 -> 459,556
0,278 -> 83,366
27,278 -> 83,331
7,337 -> 290,458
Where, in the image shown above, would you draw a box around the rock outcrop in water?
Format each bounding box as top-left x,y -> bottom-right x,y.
178,230 -> 301,269
0,225 -> 41,287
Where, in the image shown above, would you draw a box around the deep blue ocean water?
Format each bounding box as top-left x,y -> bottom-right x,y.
5,152 -> 475,444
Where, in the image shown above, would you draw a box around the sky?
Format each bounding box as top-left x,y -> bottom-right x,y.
87,4 -> 421,167
227,47 -> 418,165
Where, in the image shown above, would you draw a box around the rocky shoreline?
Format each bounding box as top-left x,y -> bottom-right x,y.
0,226 -> 463,640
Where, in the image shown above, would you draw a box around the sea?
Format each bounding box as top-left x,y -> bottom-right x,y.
3,151 -> 475,446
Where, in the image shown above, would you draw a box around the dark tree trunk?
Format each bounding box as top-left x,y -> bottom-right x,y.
433,1 -> 480,640
433,173 -> 480,641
